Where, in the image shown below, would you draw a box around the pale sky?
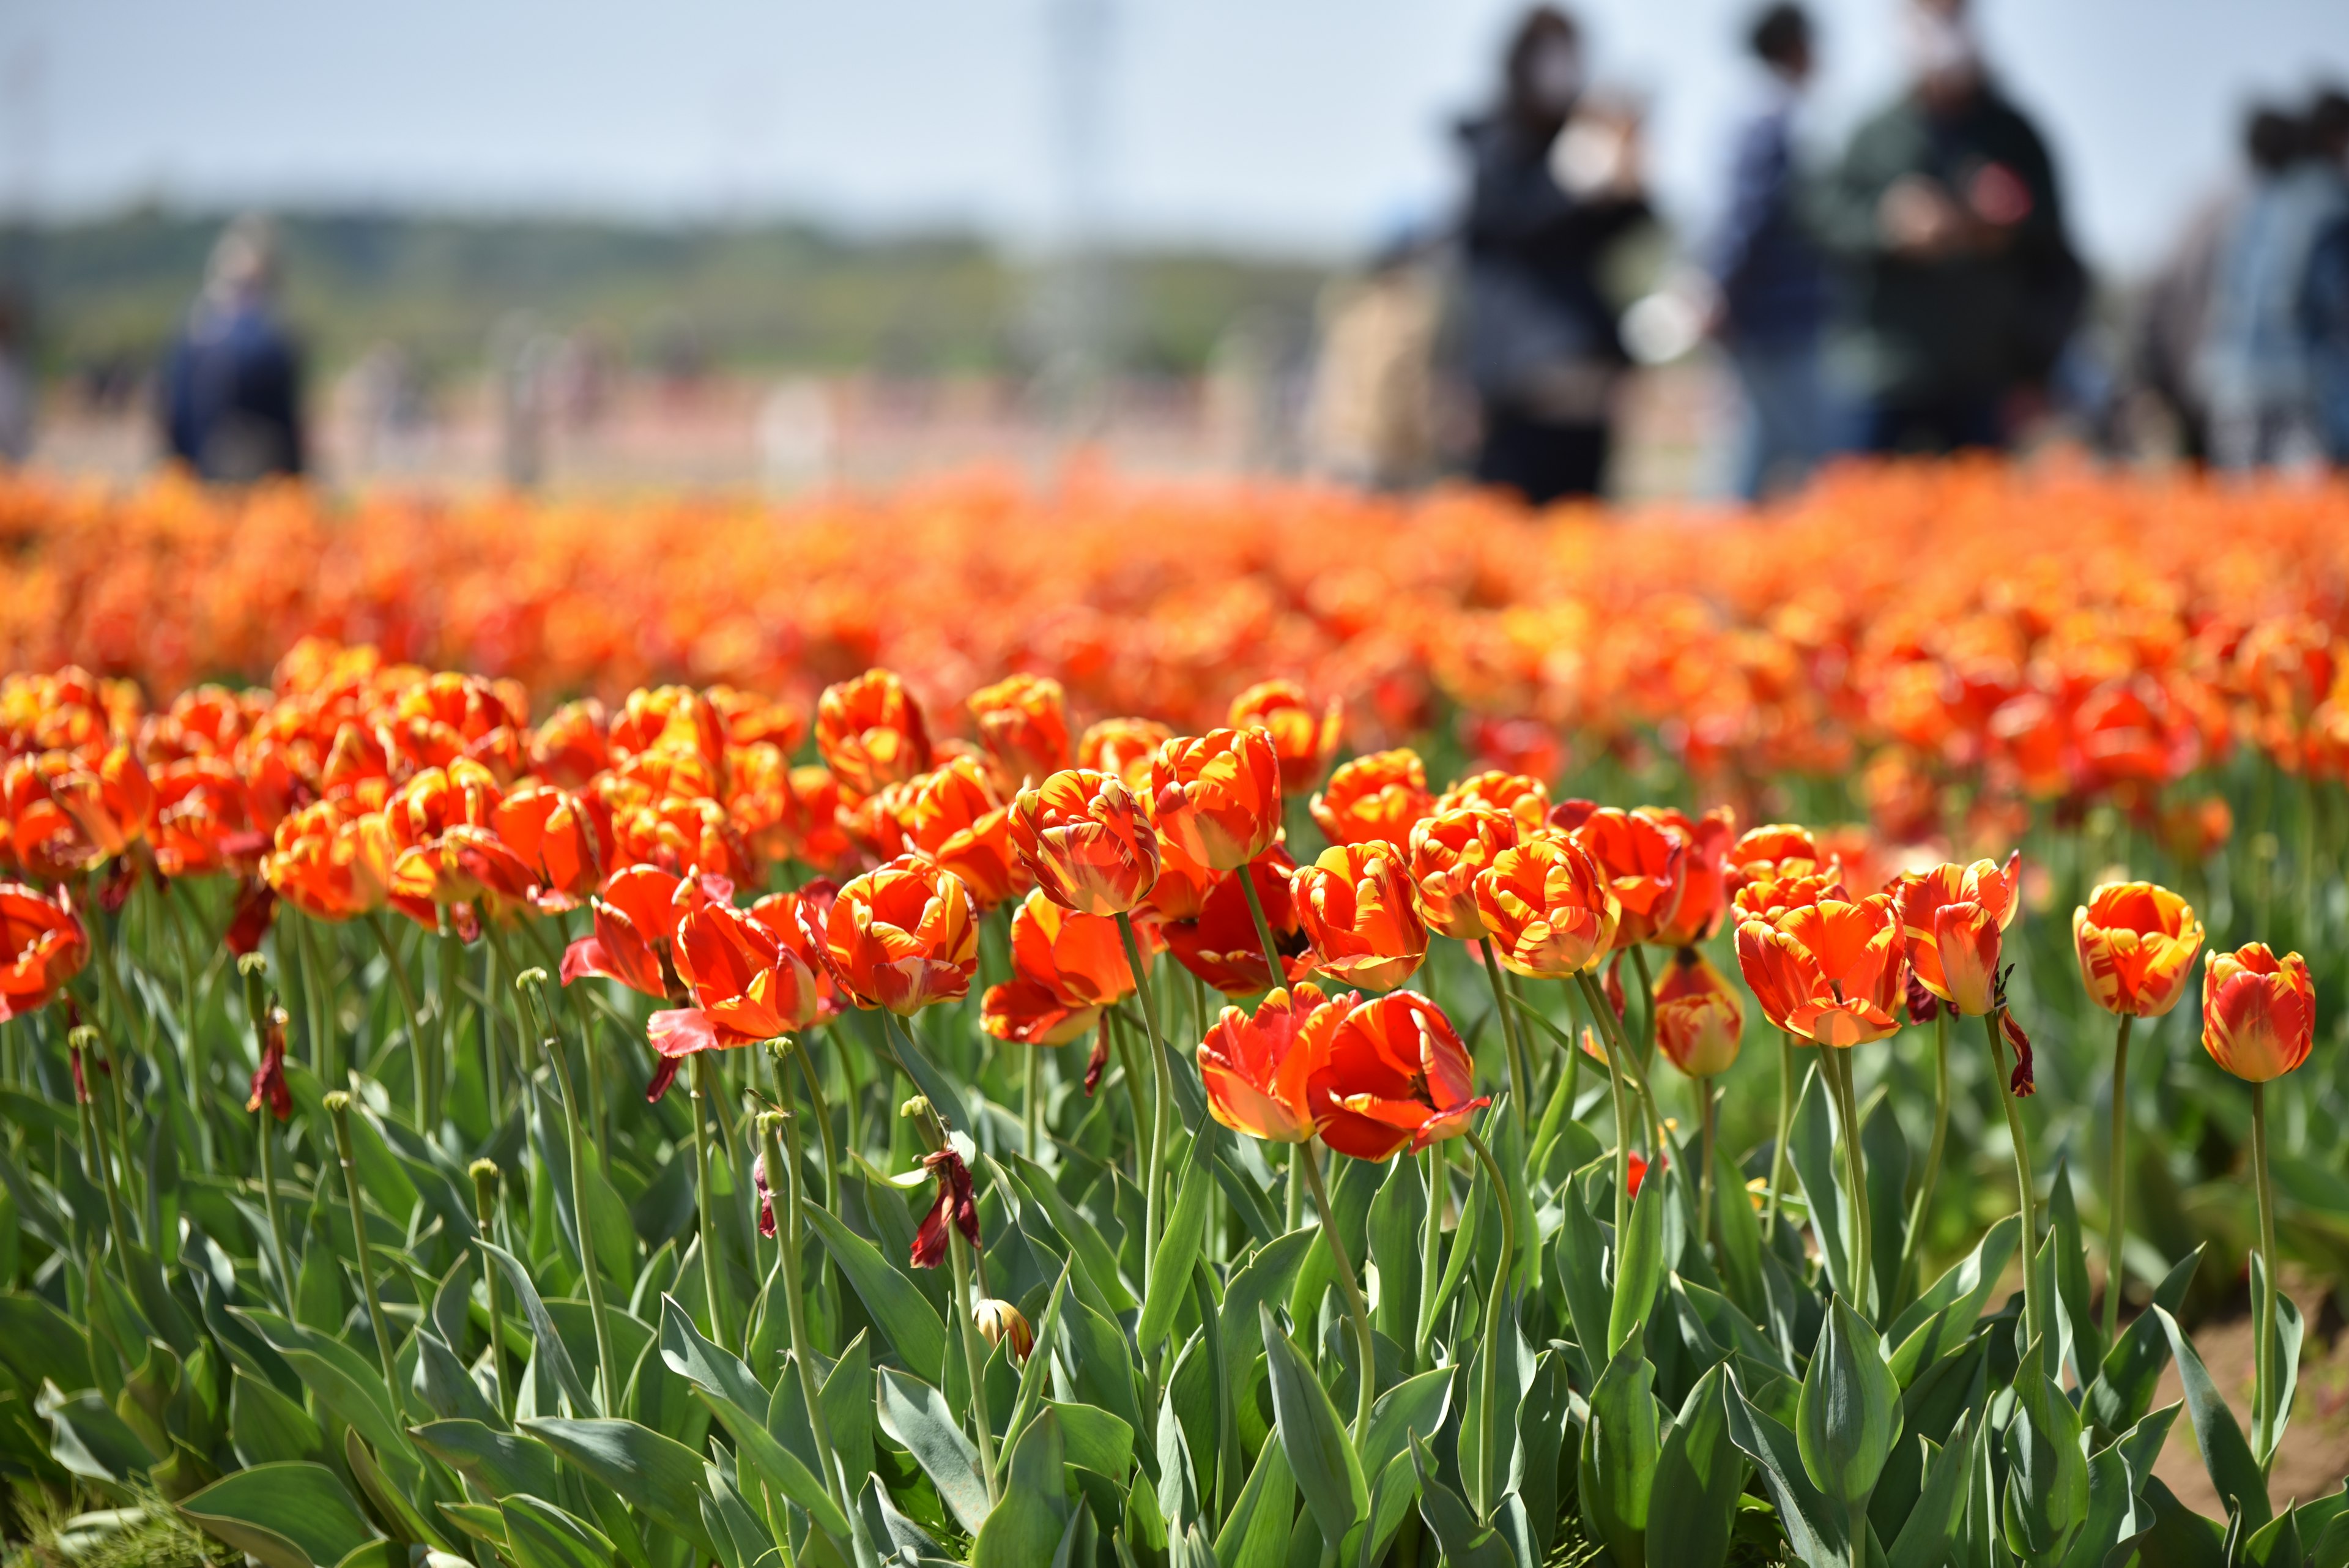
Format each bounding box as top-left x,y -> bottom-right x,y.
6,0 -> 2345,273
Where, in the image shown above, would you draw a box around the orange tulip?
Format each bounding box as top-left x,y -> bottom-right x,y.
1011,768 -> 1160,916
969,672 -> 1073,788
527,698 -> 610,789
1434,770 -> 1550,837
1407,803 -> 1518,940
1889,852 -> 2020,1017
1723,823 -> 1828,901
385,762 -> 538,921
1163,847 -> 1309,995
1652,947 -> 1744,1077
706,684 -> 806,754
147,756 -> 267,879
982,888 -> 1143,1046
1641,804 -> 1737,946
779,764 -> 856,875
1294,841 -> 1427,990
560,864 -> 696,998
885,756 -> 1027,910
1471,833 -> 1621,978
819,853 -> 979,1014
817,669 -> 933,797
1151,727 -> 1283,871
1310,748 -> 1434,848
1141,826 -> 1219,923
382,671 -> 529,782
1307,991 -> 1490,1159
649,879 -> 826,1059
494,784 -> 612,912
1078,717 -> 1173,792
1228,680 -> 1343,792
2074,882 -> 2203,1018
1200,982 -> 1347,1144
1735,883 -> 1906,1047
262,800 -> 393,921
599,775 -> 754,884
609,685 -> 727,773
2200,943 -> 2315,1083
1570,806 -> 1688,949
3,748 -> 153,882
0,882 -> 88,1020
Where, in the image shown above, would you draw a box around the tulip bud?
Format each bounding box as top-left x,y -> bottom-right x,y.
1652,948 -> 1744,1078
900,1095 -> 933,1120
974,1298 -> 1035,1363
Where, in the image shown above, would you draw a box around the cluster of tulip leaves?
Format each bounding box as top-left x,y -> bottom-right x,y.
1,970 -> 2343,1568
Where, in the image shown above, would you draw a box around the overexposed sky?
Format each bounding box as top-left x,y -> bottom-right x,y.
6,0 -> 2346,272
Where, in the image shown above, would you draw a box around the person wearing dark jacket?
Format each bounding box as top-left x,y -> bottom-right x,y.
1820,0 -> 2081,454
160,215 -> 306,481
1707,2 -> 1833,497
1459,7 -> 1652,503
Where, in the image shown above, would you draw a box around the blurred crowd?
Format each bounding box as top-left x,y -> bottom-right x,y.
1306,0 -> 2349,503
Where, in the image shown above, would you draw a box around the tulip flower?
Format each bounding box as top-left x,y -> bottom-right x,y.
818,853 -> 980,1015
817,669 -> 933,798
1011,768 -> 1160,916
1307,990 -> 1488,1161
1141,826 -> 1218,923
1889,853 -> 2020,1017
1735,883 -> 1906,1049
529,698 -> 611,789
1309,748 -> 1434,849
494,784 -> 612,912
1228,679 -> 1343,792
246,1001 -> 292,1121
1640,804 -> 1736,946
609,685 -> 726,773
1472,833 -> 1621,979
1433,769 -> 1550,837
2075,881 -> 2203,1019
2202,940 -> 2316,1463
0,882 -> 88,1020
706,684 -> 805,754
1653,947 -> 1743,1079
1293,840 -> 1427,990
560,864 -> 697,996
910,1144 -> 980,1269
981,889 -> 1138,1047
1162,849 -> 1309,996
262,800 -> 393,921
1199,982 -> 1346,1145
1570,806 -> 1688,949
1723,823 -> 1829,901
969,672 -> 1072,789
1077,716 -> 1172,792
1408,803 -> 1518,940
646,880 -> 827,1066
974,1298 -> 1035,1363
888,756 -> 1028,910
1151,727 -> 1283,871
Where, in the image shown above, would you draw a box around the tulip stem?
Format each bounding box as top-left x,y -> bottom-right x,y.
1822,1044 -> 1874,1322
1299,1139 -> 1379,1446
1464,1126 -> 1518,1517
1117,912 -> 1174,1312
1984,1009 -> 2042,1350
1764,1033 -> 1795,1233
69,1032 -> 136,1298
521,972 -> 618,1414
1106,1012 -> 1152,1189
2251,1082 -> 2280,1463
368,913 -> 427,1114
689,1050 -> 731,1358
470,1162 -> 510,1418
769,1110 -> 854,1520
949,1192 -> 1003,1505
1576,973 -> 1636,1244
2101,1013 -> 2134,1347
1414,1145 -> 1443,1369
324,1091 -> 401,1396
1896,1011 -> 1950,1309
791,1033 -> 842,1214
1479,942 -> 1532,1143
1698,1076 -> 1716,1255
1236,869 -> 1287,992
1023,1043 -> 1042,1162
1628,944 -> 1657,1062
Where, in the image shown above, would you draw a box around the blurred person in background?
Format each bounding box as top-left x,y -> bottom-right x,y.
2296,89 -> 2349,465
1820,0 -> 2080,454
1304,224 -> 1444,489
1704,2 -> 1833,498
2135,184 -> 2235,465
1457,6 -> 1652,503
2200,103 -> 2345,470
159,215 -> 305,481
0,289 -> 32,464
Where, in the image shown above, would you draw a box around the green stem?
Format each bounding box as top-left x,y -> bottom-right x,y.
470,1161 -> 510,1418
1577,973 -> 1637,1244
1764,1034 -> 1797,1233
691,1051 -> 731,1355
522,972 -> 618,1413
1628,944 -> 1657,1063
2252,1082 -> 2280,1464
1414,1145 -> 1443,1369
1823,1045 -> 1874,1321
1236,867 -> 1288,992
325,1091 -> 401,1395
1698,1076 -> 1716,1257
770,1111 -> 855,1518
1106,1011 -> 1152,1190
2102,1013 -> 2134,1347
1299,1140 -> 1379,1447
948,1194 -> 1001,1504
1023,1042 -> 1043,1161
1118,912 -> 1174,1299
70,1032 -> 137,1295
1897,1011 -> 1950,1310
792,1034 -> 842,1215
1984,1009 -> 2042,1349
368,913 -> 428,1118
1478,940 -> 1532,1145
1464,1128 -> 1518,1517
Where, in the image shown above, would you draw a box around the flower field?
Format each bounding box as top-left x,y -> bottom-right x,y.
1,459 -> 2347,1568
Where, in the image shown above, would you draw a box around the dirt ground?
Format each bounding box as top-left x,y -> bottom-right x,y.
2150,1274 -> 2349,1513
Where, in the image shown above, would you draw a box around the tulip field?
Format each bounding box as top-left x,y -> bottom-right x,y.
1,461 -> 2347,1568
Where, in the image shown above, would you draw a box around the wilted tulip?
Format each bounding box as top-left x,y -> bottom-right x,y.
2075,881 -> 2204,1017
1151,727 -> 1283,871
1293,841 -> 1427,990
1310,748 -> 1434,848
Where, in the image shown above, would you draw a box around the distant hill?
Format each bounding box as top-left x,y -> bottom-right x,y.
1,209 -> 1332,383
